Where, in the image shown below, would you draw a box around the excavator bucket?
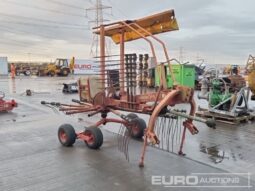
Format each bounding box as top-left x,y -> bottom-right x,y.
94,10 -> 179,44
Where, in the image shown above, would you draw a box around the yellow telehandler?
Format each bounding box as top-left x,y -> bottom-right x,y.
246,55 -> 255,100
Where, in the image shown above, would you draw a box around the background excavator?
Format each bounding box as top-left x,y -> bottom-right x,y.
38,57 -> 74,77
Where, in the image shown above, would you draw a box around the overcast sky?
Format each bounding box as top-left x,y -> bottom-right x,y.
0,0 -> 254,65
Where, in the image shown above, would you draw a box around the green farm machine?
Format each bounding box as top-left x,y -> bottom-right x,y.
154,62 -> 196,89
196,67 -> 254,124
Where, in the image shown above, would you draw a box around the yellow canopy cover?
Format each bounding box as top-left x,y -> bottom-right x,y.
95,10 -> 179,44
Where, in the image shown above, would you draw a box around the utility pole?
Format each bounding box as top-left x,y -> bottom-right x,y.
86,0 -> 112,57
27,52 -> 31,66
179,46 -> 184,63
196,53 -> 204,65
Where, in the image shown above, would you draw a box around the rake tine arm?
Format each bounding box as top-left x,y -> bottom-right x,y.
64,108 -> 99,115
72,99 -> 93,107
59,107 -> 90,111
164,107 -> 216,129
108,108 -> 131,122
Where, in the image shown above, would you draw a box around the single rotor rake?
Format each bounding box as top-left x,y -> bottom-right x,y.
41,10 -> 216,167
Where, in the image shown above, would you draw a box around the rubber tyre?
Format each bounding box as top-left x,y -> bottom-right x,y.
58,124 -> 76,147
130,117 -> 146,139
61,69 -> 69,77
84,127 -> 103,149
49,71 -> 55,77
127,113 -> 138,120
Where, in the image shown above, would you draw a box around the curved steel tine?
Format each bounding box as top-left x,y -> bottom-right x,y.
178,117 -> 183,145
167,118 -> 173,152
172,118 -> 178,152
117,124 -> 123,151
175,116 -> 179,145
125,133 -> 131,162
119,125 -> 125,152
164,117 -> 167,149
160,117 -> 164,149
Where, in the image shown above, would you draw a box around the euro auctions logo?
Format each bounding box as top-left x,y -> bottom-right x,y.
152,175 -> 198,187
74,64 -> 92,70
151,173 -> 252,188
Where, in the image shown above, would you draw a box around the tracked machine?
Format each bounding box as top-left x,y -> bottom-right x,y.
42,10 -> 215,167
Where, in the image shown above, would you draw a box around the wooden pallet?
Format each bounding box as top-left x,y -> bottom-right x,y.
196,109 -> 255,125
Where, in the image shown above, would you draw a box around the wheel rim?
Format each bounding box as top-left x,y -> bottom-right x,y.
85,131 -> 95,145
59,130 -> 67,143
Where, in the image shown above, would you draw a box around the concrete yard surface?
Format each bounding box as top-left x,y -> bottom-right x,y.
0,76 -> 254,191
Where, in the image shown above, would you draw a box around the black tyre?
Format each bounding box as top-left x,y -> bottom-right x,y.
61,69 -> 69,77
58,124 -> 76,147
49,71 -> 55,77
84,127 -> 103,149
127,113 -> 138,120
130,117 -> 146,139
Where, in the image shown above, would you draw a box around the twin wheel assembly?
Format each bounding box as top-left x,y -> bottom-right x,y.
58,124 -> 103,149
57,113 -> 146,149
